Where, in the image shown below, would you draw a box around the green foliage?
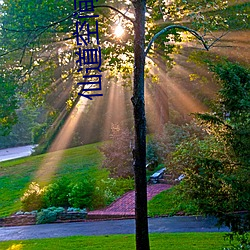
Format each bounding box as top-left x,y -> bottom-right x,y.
0,76 -> 18,136
0,0 -> 238,113
147,122 -> 206,166
43,178 -> 71,208
113,177 -> 134,196
93,177 -> 134,209
24,178 -> 94,211
43,177 -> 95,209
93,178 -> 117,208
36,206 -> 64,224
68,180 -> 94,209
168,61 -> 250,233
32,110 -> 58,145
32,123 -> 47,144
20,182 -> 45,212
224,233 -> 250,250
67,207 -> 86,213
168,136 -> 241,212
0,104 -> 43,148
20,173 -> 133,212
146,140 -> 160,171
197,61 -> 250,175
208,2 -> 250,30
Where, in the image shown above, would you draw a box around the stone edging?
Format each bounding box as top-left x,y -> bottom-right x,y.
0,212 -> 87,227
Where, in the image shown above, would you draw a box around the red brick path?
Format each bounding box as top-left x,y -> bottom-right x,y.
88,184 -> 171,219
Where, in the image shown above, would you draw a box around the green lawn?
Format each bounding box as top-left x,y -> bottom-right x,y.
0,141 -> 197,218
0,233 -> 230,250
0,143 -> 104,217
0,141 -> 185,218
148,186 -> 199,217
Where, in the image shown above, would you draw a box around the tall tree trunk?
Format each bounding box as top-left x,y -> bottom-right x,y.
132,1 -> 150,250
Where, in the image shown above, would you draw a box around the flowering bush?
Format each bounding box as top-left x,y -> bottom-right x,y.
21,182 -> 45,211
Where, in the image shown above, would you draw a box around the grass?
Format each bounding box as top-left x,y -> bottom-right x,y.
0,140 -> 195,218
0,233 -> 231,250
0,143 -> 104,217
148,186 -> 199,217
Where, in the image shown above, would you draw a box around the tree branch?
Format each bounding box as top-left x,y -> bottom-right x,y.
0,26 -> 51,57
145,25 -> 210,56
0,4 -> 134,57
94,5 -> 134,24
205,30 -> 230,49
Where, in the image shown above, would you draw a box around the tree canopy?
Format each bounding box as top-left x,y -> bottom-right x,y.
0,0 -> 248,133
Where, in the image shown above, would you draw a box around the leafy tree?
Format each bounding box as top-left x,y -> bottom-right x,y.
168,61 -> 250,233
0,75 -> 18,136
147,122 -> 205,167
99,124 -> 133,178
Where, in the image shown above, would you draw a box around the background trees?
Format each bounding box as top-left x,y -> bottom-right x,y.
1,1 -> 248,136
99,124 -> 134,178
0,1 -> 248,148
0,75 -> 18,136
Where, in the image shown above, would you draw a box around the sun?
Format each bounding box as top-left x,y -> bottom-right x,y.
114,25 -> 124,38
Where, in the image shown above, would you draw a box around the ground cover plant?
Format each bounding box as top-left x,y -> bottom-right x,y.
0,233 -> 231,250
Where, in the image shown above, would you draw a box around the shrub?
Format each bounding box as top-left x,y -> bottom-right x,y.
32,123 -> 47,144
223,233 -> 250,250
68,180 -> 94,209
36,206 -> 64,224
99,124 -> 134,178
113,177 -> 134,197
147,122 -> 205,166
43,177 -> 71,208
21,182 -> 45,211
93,177 -> 134,209
67,207 -> 87,213
167,135 -> 242,215
93,178 -> 117,209
146,141 -> 159,171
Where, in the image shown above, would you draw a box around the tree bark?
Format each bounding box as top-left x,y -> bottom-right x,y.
131,1 -> 150,250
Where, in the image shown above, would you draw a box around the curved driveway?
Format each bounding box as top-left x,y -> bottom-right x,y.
0,216 -> 229,241
0,145 -> 37,162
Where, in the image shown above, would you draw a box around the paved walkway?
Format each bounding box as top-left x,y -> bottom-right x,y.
0,216 -> 230,241
88,184 -> 171,219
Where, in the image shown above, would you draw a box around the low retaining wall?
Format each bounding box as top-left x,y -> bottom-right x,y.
1,215 -> 36,227
56,212 -> 87,222
0,212 -> 87,227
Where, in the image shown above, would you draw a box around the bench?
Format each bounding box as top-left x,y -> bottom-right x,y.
175,174 -> 185,182
149,168 -> 165,184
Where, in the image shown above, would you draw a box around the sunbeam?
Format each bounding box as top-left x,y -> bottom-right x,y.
35,98 -> 88,184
